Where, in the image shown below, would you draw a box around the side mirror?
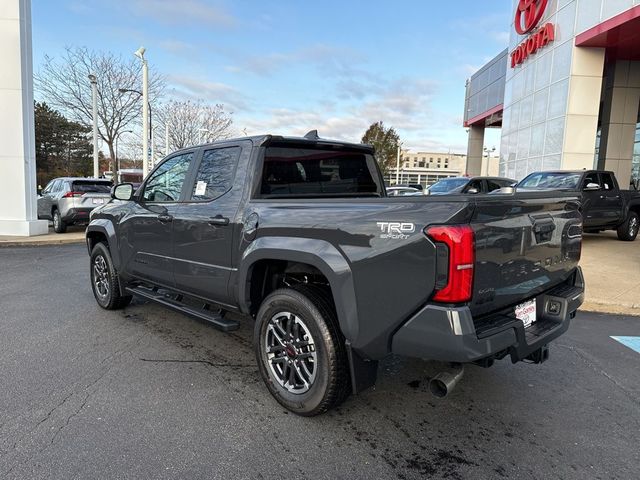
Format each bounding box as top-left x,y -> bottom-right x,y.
37,188 -> 42,196
112,183 -> 134,201
584,183 -> 601,191
466,187 -> 479,194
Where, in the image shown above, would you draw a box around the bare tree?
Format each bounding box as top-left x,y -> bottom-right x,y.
159,100 -> 234,151
35,46 -> 164,177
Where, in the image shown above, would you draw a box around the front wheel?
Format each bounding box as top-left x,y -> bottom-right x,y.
90,242 -> 132,310
254,285 -> 350,416
617,212 -> 639,241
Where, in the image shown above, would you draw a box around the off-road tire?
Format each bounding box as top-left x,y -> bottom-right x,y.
254,284 -> 350,416
617,211 -> 639,241
90,242 -> 132,310
52,209 -> 67,233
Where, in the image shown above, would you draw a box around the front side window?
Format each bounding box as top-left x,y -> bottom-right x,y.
191,147 -> 240,201
142,152 -> 193,202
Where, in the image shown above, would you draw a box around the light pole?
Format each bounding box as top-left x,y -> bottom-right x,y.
199,128 -> 209,144
134,47 -> 149,177
165,123 -> 169,157
88,74 -> 99,178
115,129 -> 133,182
484,146 -> 496,176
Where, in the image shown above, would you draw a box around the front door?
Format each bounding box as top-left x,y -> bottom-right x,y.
119,151 -> 195,288
172,145 -> 243,306
599,172 -> 624,226
581,172 -> 608,228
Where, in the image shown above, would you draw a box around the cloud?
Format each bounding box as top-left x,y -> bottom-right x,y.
227,44 -> 368,77
236,77 -> 468,153
127,0 -> 236,27
167,74 -> 250,111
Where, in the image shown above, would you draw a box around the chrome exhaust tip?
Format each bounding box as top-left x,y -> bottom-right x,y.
429,366 -> 464,398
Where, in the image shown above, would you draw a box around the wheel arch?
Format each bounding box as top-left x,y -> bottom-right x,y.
86,220 -> 120,269
238,237 -> 359,342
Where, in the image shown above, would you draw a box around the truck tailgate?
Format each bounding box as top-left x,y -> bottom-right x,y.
469,194 -> 582,318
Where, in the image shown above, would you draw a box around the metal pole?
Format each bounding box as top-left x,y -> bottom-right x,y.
89,75 -> 99,178
142,58 -> 149,178
395,146 -> 400,185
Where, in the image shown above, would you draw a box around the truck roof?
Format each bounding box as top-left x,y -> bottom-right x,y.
172,134 -> 375,155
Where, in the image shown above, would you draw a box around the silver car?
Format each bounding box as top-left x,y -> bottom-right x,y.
37,178 -> 112,233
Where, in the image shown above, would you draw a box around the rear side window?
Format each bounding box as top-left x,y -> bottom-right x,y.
486,179 -> 503,192
191,147 -> 240,201
600,173 -> 615,190
72,181 -> 111,193
260,147 -> 382,197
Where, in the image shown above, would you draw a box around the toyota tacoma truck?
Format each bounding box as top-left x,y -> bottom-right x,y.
518,170 -> 640,241
86,132 -> 585,416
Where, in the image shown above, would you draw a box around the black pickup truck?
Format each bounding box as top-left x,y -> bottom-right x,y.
518,170 -> 640,241
86,133 -> 585,415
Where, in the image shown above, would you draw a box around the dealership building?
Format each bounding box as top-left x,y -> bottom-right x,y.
464,0 -> 640,188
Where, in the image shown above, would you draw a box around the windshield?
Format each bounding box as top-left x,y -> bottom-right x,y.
72,181 -> 112,193
518,172 -> 581,190
428,178 -> 468,193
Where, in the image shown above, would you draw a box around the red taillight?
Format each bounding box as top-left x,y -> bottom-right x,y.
63,191 -> 83,198
425,225 -> 475,303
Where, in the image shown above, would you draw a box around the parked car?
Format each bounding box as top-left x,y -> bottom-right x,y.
428,176 -> 516,195
517,170 -> 640,241
86,133 -> 584,415
386,186 -> 423,196
37,177 -> 112,233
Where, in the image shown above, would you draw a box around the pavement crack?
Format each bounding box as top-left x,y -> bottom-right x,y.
49,392 -> 90,445
557,343 -> 640,406
139,358 -> 253,368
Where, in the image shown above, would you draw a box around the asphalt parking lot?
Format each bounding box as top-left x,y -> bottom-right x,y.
1,245 -> 639,480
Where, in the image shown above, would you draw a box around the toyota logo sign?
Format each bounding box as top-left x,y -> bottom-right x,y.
515,0 -> 548,35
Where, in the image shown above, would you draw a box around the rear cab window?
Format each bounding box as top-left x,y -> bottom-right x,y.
190,147 -> 241,201
259,144 -> 383,198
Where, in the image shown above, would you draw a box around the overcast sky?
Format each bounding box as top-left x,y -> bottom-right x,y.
32,0 -> 511,153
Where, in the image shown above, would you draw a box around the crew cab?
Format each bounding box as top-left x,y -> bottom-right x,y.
518,170 -> 640,241
86,133 -> 585,415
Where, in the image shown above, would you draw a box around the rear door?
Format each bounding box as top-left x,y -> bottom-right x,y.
470,194 -> 582,317
172,145 -> 243,306
119,151 -> 195,287
37,180 -> 58,219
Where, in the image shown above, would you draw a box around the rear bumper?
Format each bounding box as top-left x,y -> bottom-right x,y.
61,208 -> 93,224
391,267 -> 585,364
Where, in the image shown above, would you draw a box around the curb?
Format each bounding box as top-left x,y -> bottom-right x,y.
0,237 -> 85,247
581,301 -> 640,317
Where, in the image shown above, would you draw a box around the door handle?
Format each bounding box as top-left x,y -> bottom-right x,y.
158,214 -> 173,223
208,215 -> 230,226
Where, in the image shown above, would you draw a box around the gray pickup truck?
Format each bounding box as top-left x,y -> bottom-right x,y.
86,133 -> 585,415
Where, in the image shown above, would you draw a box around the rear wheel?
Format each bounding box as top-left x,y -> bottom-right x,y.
254,285 -> 350,416
617,212 -> 639,241
52,209 -> 66,233
90,242 -> 132,310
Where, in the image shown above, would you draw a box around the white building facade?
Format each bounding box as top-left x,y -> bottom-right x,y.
465,0 -> 640,189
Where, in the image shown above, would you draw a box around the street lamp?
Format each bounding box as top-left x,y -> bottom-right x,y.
198,128 -> 210,144
115,129 -> 133,182
484,146 -> 496,176
133,46 -> 149,177
88,74 -> 99,178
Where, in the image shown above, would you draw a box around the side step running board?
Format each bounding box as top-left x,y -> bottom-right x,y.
125,285 -> 239,332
